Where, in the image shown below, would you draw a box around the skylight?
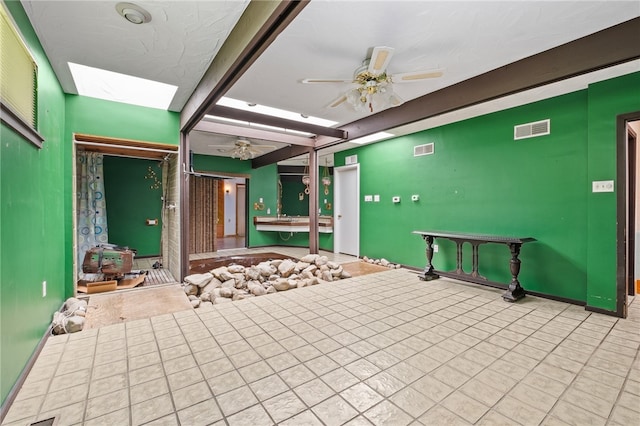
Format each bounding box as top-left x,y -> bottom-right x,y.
351,132 -> 394,145
217,97 -> 338,127
68,62 -> 178,110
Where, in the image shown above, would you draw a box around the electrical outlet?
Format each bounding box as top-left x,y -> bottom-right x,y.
592,180 -> 614,193
392,196 -> 401,203
364,195 -> 373,202
411,194 -> 419,201
373,195 -> 380,202
42,281 -> 47,297
433,245 -> 439,253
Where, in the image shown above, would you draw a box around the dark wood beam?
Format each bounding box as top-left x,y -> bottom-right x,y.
252,144 -> 311,169
180,1 -> 309,133
317,16 -> 640,147
206,105 -> 347,139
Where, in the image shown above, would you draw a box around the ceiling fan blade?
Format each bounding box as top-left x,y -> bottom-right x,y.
328,95 -> 347,108
368,46 -> 394,75
392,69 -> 444,82
302,78 -> 354,84
389,93 -> 404,107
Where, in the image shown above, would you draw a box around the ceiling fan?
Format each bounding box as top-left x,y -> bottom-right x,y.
208,138 -> 277,160
302,46 -> 443,112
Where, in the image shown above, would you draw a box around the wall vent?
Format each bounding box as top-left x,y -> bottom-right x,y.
514,119 -> 550,140
345,154 -> 358,165
414,143 -> 434,157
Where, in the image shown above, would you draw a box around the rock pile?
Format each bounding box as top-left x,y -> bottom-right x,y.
51,297 -> 87,334
183,254 -> 352,308
362,256 -> 402,269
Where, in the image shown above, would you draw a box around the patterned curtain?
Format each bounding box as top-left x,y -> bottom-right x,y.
76,152 -> 109,271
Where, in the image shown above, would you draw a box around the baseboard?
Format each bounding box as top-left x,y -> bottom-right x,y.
0,324 -> 52,423
585,304 -> 622,317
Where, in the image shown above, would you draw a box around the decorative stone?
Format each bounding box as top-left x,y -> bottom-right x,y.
380,258 -> 390,267
300,254 -> 319,263
316,255 -> 329,266
200,301 -> 214,309
245,266 -> 261,280
214,297 -> 232,304
221,279 -> 236,289
273,279 -> 290,291
219,270 -> 236,282
278,259 -> 297,277
209,267 -> 228,280
200,292 -> 211,302
321,270 -> 334,282
188,295 -> 198,301
184,272 -> 213,287
219,287 -> 234,298
340,270 -> 352,279
249,285 -> 267,296
227,264 -> 246,274
202,278 -> 222,294
288,279 -> 298,289
66,316 -> 85,333
266,285 -> 276,294
296,261 -> 311,271
184,284 -> 198,296
191,299 -> 201,308
327,261 -> 340,269
257,262 -> 276,277
331,266 -> 344,277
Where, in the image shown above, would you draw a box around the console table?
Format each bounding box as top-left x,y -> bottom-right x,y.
413,231 -> 536,302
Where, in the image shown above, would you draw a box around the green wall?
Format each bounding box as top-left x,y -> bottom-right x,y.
1,0 -> 66,406
64,96 -> 180,294
335,72 -> 640,313
586,73 -> 640,311
103,157 -> 164,256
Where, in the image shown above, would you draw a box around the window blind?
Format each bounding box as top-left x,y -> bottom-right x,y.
1,3 -> 37,128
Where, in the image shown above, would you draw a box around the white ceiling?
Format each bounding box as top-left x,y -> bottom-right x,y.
20,1 -> 640,163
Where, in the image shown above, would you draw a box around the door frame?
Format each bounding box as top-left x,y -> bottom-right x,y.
616,111 -> 640,317
334,163 -> 360,256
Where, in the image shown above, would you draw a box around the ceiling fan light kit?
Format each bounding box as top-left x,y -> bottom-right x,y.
302,45 -> 443,113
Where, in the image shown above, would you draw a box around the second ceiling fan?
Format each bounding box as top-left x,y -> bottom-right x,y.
302,46 -> 443,113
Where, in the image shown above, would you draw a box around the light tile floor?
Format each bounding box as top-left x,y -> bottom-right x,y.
3,255 -> 640,425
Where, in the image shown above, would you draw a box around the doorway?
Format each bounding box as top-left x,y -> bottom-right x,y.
334,164 -> 360,256
616,113 -> 640,317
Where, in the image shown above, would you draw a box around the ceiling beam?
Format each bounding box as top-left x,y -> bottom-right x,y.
206,105 -> 347,139
317,16 -> 640,148
193,120 -> 316,147
252,144 -> 311,168
180,1 -> 309,133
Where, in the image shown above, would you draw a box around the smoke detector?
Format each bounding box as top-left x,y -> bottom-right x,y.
116,3 -> 152,25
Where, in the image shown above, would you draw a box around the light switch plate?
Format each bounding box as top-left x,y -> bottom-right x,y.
592,180 -> 614,193
411,194 -> 419,201
364,195 -> 373,202
374,195 -> 380,202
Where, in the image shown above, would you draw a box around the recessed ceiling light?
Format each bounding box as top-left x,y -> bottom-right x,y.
116,2 -> 151,25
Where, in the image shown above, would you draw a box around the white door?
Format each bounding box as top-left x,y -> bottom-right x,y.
334,164 -> 359,256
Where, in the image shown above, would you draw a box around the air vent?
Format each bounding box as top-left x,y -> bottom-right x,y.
514,119 -> 550,140
345,154 -> 358,165
414,143 -> 434,157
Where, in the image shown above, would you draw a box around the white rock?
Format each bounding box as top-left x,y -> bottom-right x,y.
250,285 -> 267,296
66,315 -> 85,333
209,267 -> 228,280
200,292 -> 211,302
300,254 -> 319,263
315,256 -> 329,266
271,259 -> 284,268
266,286 -> 276,294
245,266 -> 261,280
296,261 -> 311,271
191,299 -> 201,308
303,265 -> 318,274
321,270 -> 334,282
202,278 -> 222,294
288,279 -> 298,289
188,295 -> 198,301
257,262 -> 276,277
184,272 -> 213,287
183,284 -> 198,296
278,259 -> 297,277
327,261 -> 340,269
221,279 -> 235,289
273,280 -> 290,291
380,258 -> 390,267
219,270 -> 236,282
227,264 -> 246,274
219,288 -> 234,298
340,271 -> 352,279
214,297 -> 232,304
331,266 -> 344,277
199,301 -> 214,309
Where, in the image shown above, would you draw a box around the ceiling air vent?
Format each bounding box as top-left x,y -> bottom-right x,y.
345,154 -> 358,165
414,143 -> 434,157
514,119 -> 550,140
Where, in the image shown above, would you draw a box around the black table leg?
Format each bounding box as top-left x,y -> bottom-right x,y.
419,235 -> 440,281
502,243 -> 526,302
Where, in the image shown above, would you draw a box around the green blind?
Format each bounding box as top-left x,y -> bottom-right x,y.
0,4 -> 37,128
